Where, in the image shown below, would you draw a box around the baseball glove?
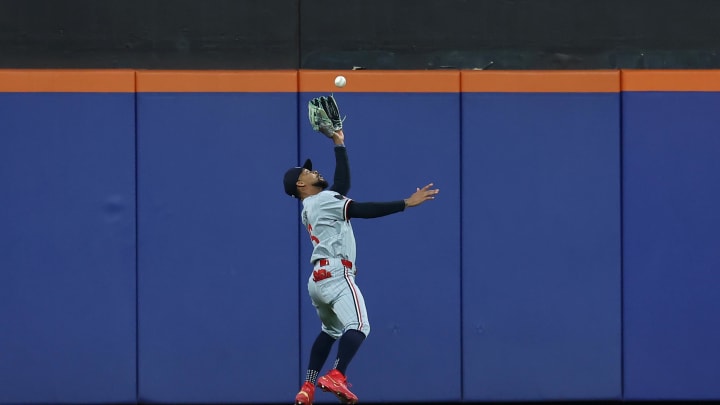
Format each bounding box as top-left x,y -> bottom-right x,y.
308,95 -> 344,138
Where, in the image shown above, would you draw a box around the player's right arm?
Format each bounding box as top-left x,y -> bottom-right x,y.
329,130 -> 350,195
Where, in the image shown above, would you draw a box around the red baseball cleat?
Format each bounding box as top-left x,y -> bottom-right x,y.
317,369 -> 358,404
295,381 -> 315,405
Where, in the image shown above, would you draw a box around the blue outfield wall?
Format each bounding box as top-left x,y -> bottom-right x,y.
1,70 -> 720,404
136,92 -> 300,404
622,91 -> 720,400
461,92 -> 622,401
0,93 -> 137,404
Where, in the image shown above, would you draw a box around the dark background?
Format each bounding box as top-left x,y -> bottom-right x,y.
1,0 -> 719,70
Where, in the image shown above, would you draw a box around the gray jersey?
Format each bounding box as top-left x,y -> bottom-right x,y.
301,190 -> 356,265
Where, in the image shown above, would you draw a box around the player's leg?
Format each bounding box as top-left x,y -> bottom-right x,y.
334,329 -> 366,374
310,298 -> 344,376
296,330 -> 335,405
306,331 -> 335,383
297,277 -> 343,404
331,273 -> 370,372
317,272 -> 369,404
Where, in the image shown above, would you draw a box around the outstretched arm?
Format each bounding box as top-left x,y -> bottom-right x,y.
329,130 -> 350,195
347,183 -> 440,219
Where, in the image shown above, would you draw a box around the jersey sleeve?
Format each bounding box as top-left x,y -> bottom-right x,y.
346,200 -> 405,219
315,191 -> 353,221
329,145 -> 350,195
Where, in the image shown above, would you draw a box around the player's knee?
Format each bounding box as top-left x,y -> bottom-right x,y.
322,326 -> 343,340
345,322 -> 370,337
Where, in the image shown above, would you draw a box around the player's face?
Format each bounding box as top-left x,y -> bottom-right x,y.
299,168 -> 328,189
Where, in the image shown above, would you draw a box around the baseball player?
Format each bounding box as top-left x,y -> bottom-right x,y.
283,129 -> 439,405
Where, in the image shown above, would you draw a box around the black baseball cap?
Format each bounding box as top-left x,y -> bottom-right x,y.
283,159 -> 313,198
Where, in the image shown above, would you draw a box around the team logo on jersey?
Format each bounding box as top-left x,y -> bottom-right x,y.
334,194 -> 346,200
312,269 -> 332,282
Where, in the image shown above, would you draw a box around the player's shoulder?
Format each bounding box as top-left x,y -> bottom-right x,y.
311,190 -> 349,203
328,190 -> 350,202
303,190 -> 329,204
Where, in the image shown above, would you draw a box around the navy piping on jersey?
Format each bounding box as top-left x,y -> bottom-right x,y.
343,199 -> 351,222
343,264 -> 363,331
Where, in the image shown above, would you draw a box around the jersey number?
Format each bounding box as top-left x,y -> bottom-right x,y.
307,224 -> 319,244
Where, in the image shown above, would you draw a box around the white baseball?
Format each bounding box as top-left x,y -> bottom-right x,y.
334,75 -> 347,88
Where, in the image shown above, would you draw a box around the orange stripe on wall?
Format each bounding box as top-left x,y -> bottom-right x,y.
6,69 -> 720,93
300,70 -> 460,92
462,70 -> 620,93
136,70 -> 298,92
0,70 -> 135,92
622,70 -> 720,91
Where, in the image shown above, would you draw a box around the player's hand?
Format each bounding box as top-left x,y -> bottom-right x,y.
332,129 -> 345,145
404,183 -> 439,208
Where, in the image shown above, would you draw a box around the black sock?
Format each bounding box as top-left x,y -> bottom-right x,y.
334,329 -> 366,375
306,331 -> 336,383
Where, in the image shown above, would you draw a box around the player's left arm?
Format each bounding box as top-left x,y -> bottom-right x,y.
347,183 -> 439,219
329,130 -> 350,195
347,200 -> 405,219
